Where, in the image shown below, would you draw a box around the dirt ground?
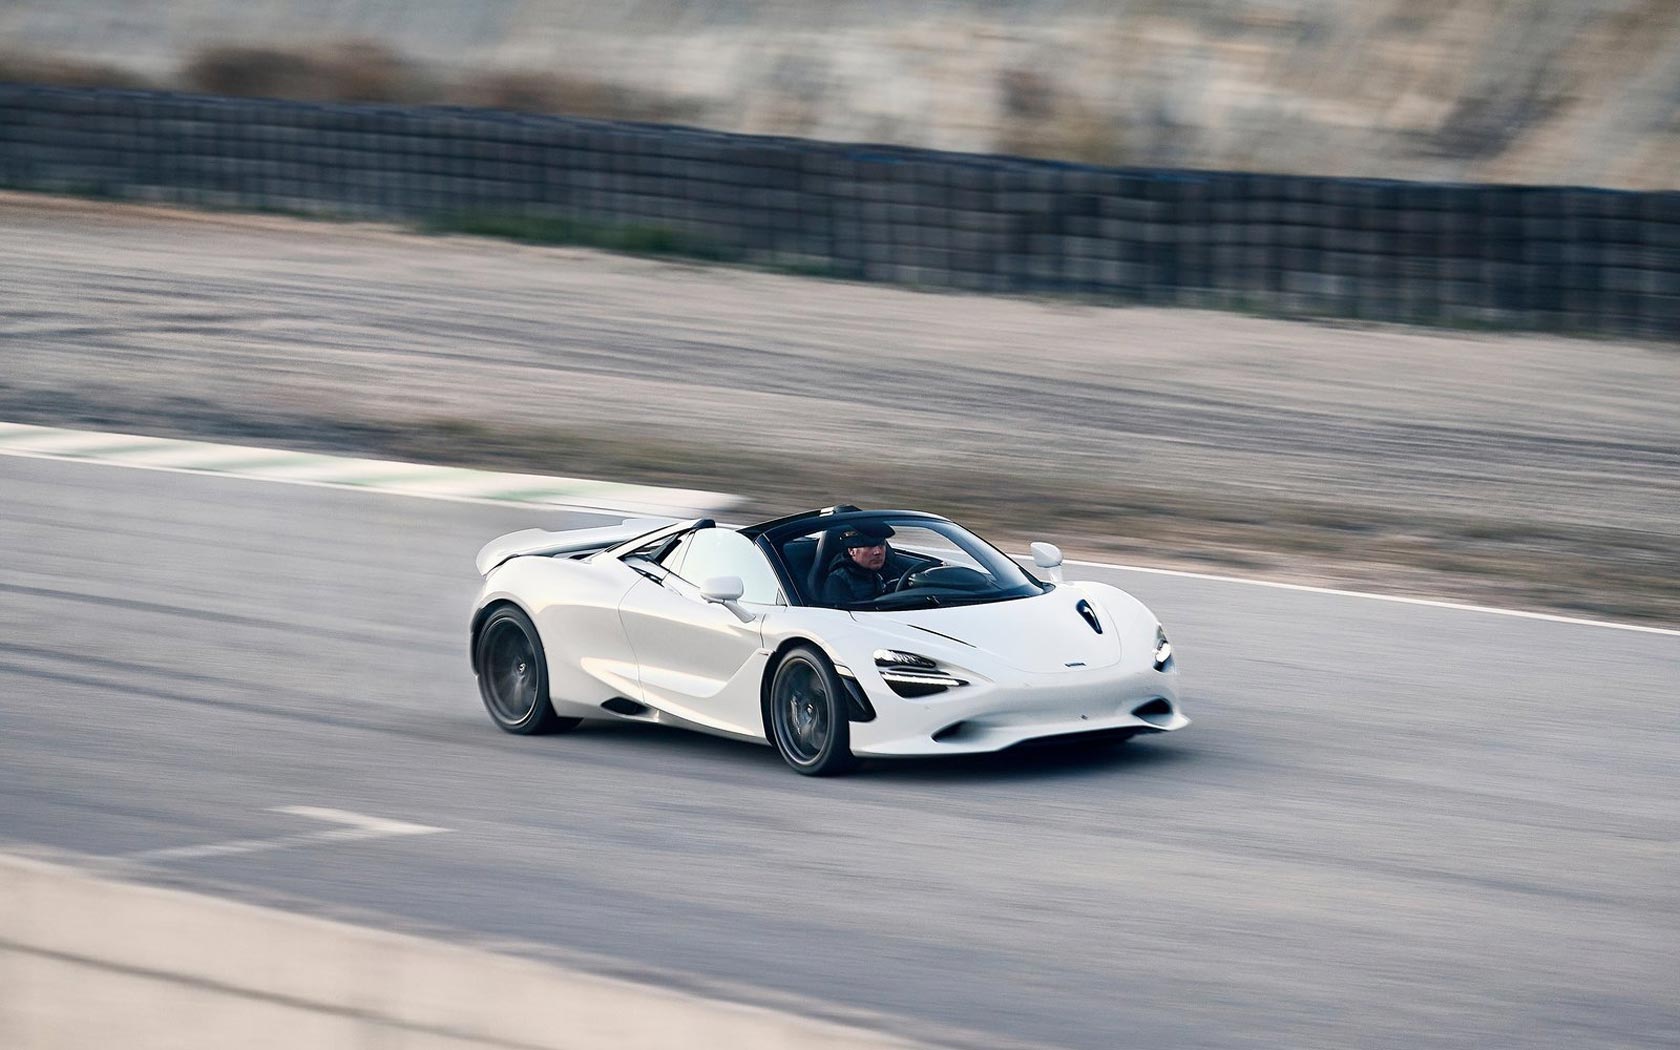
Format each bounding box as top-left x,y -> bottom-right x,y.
2,193 -> 1677,622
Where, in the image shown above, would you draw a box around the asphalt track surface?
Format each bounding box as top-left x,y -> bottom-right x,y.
2,455 -> 1676,1050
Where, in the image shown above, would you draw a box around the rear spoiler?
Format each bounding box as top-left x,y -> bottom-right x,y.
475,517 -> 677,576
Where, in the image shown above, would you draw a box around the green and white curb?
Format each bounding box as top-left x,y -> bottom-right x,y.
0,421 -> 738,518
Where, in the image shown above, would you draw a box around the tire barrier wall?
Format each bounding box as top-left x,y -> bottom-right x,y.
3,84 -> 1677,338
0,852 -> 923,1050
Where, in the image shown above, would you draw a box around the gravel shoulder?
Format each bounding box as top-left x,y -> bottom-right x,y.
3,192 -> 1676,623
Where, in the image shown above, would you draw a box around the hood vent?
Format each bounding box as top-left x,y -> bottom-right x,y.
1075,599 -> 1103,635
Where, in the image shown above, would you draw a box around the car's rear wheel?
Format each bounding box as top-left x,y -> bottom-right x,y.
769,645 -> 855,776
475,606 -> 580,735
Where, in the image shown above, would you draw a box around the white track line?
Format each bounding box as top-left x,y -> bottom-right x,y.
0,446 -> 685,516
96,443 -> 304,469
3,422 -> 1673,638
123,807 -> 447,864
1063,558 -> 1680,638
0,420 -> 734,518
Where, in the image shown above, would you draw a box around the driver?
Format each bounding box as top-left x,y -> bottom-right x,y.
821,523 -> 915,605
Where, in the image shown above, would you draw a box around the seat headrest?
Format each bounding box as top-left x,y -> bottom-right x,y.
807,526 -> 849,599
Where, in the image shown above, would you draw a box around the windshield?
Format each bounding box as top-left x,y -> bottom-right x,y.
777,516 -> 1046,610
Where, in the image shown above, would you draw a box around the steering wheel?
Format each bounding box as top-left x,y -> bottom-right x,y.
892,563 -> 931,593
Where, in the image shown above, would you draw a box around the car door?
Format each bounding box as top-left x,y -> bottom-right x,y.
616,527 -> 781,736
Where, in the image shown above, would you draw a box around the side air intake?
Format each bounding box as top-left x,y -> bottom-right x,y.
931,721 -> 972,743
1132,697 -> 1175,726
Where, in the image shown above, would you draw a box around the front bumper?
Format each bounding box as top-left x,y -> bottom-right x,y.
847,661 -> 1186,757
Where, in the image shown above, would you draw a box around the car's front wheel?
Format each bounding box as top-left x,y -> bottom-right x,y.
474,605 -> 581,735
768,645 -> 855,776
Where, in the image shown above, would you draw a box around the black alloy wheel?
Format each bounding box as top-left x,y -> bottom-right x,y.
769,645 -> 855,776
474,606 -> 580,735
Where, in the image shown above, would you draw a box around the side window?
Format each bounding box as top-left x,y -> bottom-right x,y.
675,530 -> 782,605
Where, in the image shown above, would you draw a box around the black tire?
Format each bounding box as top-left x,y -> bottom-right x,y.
474,606 -> 581,736
768,645 -> 855,776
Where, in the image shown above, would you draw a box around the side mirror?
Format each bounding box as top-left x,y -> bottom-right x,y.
701,576 -> 756,623
701,576 -> 745,603
1029,542 -> 1065,584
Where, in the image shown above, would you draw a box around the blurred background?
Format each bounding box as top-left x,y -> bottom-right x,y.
1,3 -> 1677,1050
3,0 -> 1679,186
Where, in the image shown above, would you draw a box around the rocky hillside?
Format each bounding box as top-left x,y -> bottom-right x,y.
2,0 -> 1676,188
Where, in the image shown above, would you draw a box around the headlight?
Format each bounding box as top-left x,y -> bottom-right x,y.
874,649 -> 936,669
873,649 -> 966,696
1152,625 -> 1173,670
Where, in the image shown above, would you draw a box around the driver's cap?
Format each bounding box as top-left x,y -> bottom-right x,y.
838,522 -> 894,549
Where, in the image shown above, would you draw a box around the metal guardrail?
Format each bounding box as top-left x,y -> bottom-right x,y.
2,83 -> 1676,336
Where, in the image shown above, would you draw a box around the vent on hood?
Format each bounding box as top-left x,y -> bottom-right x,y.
1075,599 -> 1103,635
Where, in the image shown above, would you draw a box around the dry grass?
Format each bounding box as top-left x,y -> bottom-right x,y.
453,70 -> 701,123
183,42 -> 424,103
994,68 -> 1130,167
176,41 -> 699,122
419,211 -> 739,261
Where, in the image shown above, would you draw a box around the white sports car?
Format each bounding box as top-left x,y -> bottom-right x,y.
470,507 -> 1187,775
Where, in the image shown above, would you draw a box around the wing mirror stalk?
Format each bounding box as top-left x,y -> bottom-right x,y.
1030,542 -> 1065,584
701,576 -> 758,622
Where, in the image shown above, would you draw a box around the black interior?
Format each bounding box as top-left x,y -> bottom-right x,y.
805,528 -> 848,599
781,535 -> 820,596
750,509 -> 951,607
909,565 -> 990,591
